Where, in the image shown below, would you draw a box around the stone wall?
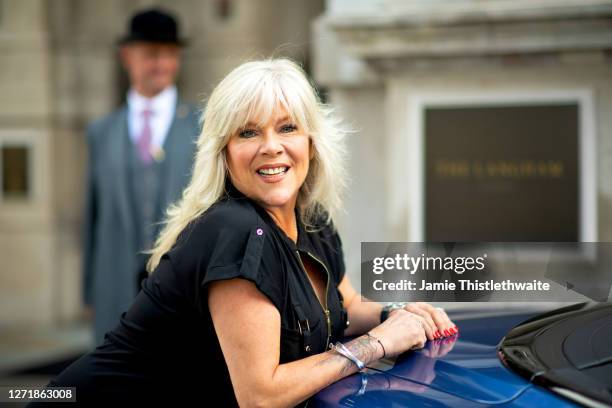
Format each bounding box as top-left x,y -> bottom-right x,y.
314,0 -> 612,292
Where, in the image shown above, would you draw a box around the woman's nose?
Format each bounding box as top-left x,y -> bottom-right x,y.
260,129 -> 283,156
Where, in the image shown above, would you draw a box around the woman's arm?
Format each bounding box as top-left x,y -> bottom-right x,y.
338,275 -> 456,340
337,275 -> 382,337
208,278 -> 426,408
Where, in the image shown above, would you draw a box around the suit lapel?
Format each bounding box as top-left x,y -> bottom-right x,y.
109,107 -> 135,244
160,101 -> 194,206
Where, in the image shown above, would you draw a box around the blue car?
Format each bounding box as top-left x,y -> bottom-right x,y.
311,302 -> 612,407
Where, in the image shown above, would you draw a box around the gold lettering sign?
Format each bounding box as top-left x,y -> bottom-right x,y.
434,159 -> 564,179
425,104 -> 579,242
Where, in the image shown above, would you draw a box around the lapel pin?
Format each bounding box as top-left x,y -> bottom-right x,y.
151,145 -> 165,162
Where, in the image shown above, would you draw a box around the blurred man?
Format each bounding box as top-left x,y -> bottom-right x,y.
83,8 -> 199,345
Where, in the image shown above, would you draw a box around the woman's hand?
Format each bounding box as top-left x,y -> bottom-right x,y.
368,309 -> 428,357
390,303 -> 457,341
337,276 -> 458,341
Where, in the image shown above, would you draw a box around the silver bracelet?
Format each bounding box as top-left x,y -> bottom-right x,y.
332,342 -> 365,370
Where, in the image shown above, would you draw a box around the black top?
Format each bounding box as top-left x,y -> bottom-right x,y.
42,182 -> 348,406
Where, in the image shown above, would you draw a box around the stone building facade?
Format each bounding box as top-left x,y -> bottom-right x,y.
313,0 -> 612,289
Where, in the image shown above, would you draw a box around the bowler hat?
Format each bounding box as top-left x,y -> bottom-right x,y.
118,8 -> 187,46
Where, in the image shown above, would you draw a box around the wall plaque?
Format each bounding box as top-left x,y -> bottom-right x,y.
425,104 -> 579,241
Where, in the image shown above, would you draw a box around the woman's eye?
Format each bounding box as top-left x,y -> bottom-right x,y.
239,129 -> 257,138
280,124 -> 297,133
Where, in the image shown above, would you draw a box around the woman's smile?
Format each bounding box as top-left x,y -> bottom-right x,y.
255,163 -> 291,183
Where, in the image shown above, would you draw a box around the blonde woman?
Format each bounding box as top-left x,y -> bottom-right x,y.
38,59 -> 457,407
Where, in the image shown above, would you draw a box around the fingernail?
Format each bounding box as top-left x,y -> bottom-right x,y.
444,329 -> 449,336
451,327 -> 457,334
435,331 -> 440,338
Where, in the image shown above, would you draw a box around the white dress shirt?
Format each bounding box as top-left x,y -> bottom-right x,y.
127,85 -> 177,151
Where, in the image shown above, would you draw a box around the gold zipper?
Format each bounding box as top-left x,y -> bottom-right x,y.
295,250 -> 332,350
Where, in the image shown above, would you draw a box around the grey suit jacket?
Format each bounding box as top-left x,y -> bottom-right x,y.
83,100 -> 199,345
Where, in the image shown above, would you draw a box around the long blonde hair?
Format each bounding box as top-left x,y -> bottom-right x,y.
147,58 -> 348,272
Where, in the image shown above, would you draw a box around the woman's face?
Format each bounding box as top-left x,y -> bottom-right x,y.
226,107 -> 313,216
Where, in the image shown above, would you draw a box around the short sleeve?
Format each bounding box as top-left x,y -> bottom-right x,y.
169,200 -> 285,313
202,225 -> 263,286
203,227 -> 285,313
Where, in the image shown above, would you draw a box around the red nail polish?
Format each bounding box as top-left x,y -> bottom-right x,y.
444,329 -> 449,336
435,331 -> 440,338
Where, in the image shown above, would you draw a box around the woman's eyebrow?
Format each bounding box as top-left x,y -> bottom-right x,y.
276,116 -> 291,124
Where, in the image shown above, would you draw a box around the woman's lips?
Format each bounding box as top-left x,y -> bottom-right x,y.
256,167 -> 289,183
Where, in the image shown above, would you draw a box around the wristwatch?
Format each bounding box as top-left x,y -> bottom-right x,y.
380,302 -> 406,323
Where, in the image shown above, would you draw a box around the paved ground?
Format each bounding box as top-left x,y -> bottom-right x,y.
0,321 -> 93,405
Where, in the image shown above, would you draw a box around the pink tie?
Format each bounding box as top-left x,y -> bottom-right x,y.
137,108 -> 153,164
